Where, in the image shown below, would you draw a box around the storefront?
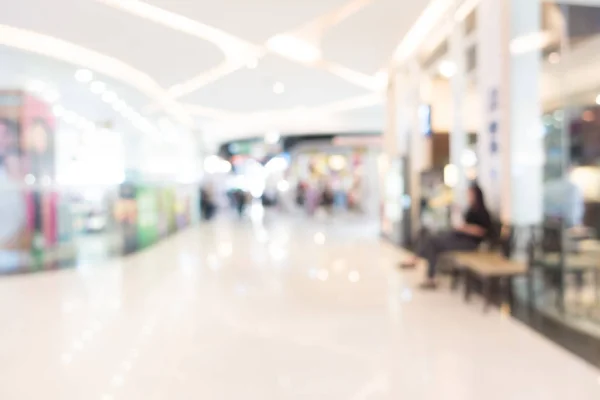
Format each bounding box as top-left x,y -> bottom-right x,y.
0,49 -> 201,274
382,0 -> 600,361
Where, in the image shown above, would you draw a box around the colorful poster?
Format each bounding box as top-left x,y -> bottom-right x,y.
136,186 -> 158,248
115,183 -> 138,254
0,91 -> 57,271
157,187 -> 175,238
175,187 -> 191,229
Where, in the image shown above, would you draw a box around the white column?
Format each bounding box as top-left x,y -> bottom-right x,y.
381,65 -> 419,242
450,3 -> 468,208
506,0 -> 543,225
477,0 -> 543,225
408,62 -> 425,239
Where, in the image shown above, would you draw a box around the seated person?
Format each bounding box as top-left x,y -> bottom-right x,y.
402,183 -> 492,289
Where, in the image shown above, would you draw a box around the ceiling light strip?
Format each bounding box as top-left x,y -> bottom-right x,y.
183,104 -> 237,120
0,24 -> 192,126
167,61 -> 246,99
316,93 -> 384,113
394,0 -> 454,64
99,0 -> 386,99
96,0 -> 260,61
322,62 -> 384,91
310,0 -> 376,31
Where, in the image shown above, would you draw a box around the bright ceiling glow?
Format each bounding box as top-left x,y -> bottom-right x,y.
265,156 -> 289,172
266,34 -> 321,64
444,164 -> 459,188
52,105 -> 65,117
43,89 -> 61,103
394,0 -> 453,63
265,131 -> 281,144
113,99 -> 126,111
100,91 -> 114,103
438,60 -> 457,78
101,91 -> 118,103
0,24 -> 192,126
97,0 -> 379,107
273,82 -> 285,95
328,155 -> 347,171
90,81 -> 106,94
323,62 -> 385,91
166,62 -> 242,99
26,79 -> 46,93
204,155 -> 231,174
277,180 -> 290,192
96,0 -> 260,62
510,31 -> 553,55
75,68 -> 94,83
460,149 -> 477,167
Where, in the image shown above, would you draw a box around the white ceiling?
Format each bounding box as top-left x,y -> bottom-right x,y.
0,0 -> 431,141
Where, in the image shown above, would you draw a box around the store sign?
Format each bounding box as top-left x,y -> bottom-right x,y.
477,0 -> 503,213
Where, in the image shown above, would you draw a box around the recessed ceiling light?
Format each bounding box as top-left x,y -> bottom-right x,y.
43,89 -> 61,103
265,131 -> 280,144
102,91 -> 118,103
90,81 -> 106,94
52,105 -> 65,117
75,69 -> 94,83
595,94 -> 600,106
273,82 -> 285,95
112,99 -> 126,111
63,110 -> 77,124
438,60 -> 457,78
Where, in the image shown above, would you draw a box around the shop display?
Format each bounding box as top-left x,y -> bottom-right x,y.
0,90 -> 63,272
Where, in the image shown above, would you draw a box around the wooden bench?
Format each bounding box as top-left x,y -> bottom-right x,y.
462,254 -> 527,310
438,250 -> 497,290
439,224 -> 513,287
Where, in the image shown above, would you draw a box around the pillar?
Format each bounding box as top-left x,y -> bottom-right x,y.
380,66 -> 414,244
450,1 -> 468,209
477,0 -> 543,225
408,62 -> 428,239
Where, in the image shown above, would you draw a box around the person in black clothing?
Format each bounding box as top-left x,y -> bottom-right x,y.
403,183 -> 492,289
233,189 -> 247,218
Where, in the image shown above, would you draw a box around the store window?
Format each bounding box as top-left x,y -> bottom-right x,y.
535,1 -> 600,328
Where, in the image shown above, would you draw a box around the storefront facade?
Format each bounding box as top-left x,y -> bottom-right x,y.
0,48 -> 201,274
383,0 -> 600,355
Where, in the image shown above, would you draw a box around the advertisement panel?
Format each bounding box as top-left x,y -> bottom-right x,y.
0,91 -> 58,272
136,186 -> 158,248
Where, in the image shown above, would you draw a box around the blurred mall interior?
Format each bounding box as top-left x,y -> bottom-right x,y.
1,0 -> 600,398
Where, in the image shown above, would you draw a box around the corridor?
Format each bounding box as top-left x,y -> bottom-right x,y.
0,215 -> 598,400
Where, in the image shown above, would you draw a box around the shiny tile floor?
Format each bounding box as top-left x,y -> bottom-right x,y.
0,213 -> 599,400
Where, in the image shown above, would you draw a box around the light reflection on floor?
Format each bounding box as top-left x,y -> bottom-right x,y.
0,212 -> 598,399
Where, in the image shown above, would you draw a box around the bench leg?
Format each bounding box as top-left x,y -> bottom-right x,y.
503,277 -> 514,310
526,269 -> 534,310
451,267 -> 460,291
483,278 -> 492,312
464,270 -> 472,302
